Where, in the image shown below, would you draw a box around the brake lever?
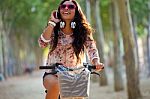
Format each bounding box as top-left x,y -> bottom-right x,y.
91,72 -> 100,77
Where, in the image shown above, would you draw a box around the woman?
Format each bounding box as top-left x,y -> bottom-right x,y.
38,0 -> 104,99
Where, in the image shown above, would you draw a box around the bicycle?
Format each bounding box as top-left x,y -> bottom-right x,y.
39,63 -> 104,99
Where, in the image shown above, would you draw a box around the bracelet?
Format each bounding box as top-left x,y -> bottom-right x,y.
48,21 -> 56,27
40,34 -> 51,42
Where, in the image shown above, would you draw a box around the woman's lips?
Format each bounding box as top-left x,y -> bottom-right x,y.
62,11 -> 70,15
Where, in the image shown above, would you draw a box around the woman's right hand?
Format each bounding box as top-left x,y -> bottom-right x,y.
49,10 -> 61,23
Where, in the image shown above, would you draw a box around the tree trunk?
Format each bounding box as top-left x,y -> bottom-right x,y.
132,14 -> 141,89
0,13 -> 3,74
85,0 -> 98,82
1,10 -> 15,78
116,0 -> 142,99
9,35 -> 23,76
94,0 -> 108,86
1,19 -> 8,79
0,29 -> 5,77
111,0 -> 124,91
86,0 -> 91,23
0,13 -> 4,78
34,47 -> 43,69
127,1 -> 141,97
147,1 -> 150,77
132,15 -> 139,69
85,0 -> 91,63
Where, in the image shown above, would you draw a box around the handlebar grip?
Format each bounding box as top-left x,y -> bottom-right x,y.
39,66 -> 55,69
88,65 -> 104,70
39,63 -> 63,69
89,66 -> 96,69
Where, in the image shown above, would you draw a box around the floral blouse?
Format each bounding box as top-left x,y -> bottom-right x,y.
38,31 -> 100,68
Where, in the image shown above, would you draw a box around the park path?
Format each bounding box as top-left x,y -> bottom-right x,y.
0,70 -> 150,99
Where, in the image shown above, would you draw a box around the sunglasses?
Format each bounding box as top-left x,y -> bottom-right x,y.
60,4 -> 76,10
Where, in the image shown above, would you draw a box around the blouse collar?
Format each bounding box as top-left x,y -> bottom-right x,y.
59,30 -> 73,37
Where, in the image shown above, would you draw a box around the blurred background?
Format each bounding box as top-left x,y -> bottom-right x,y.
0,0 -> 150,99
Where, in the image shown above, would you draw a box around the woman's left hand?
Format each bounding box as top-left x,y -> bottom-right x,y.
95,63 -> 104,71
92,58 -> 104,71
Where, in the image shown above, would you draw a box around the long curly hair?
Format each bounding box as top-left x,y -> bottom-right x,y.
51,0 -> 94,62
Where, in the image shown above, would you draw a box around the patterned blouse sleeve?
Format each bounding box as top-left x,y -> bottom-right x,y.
84,34 -> 100,62
38,29 -> 54,48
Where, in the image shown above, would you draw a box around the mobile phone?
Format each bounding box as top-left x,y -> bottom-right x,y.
53,11 -> 60,19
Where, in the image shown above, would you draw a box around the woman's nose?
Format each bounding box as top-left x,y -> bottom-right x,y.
64,6 -> 69,10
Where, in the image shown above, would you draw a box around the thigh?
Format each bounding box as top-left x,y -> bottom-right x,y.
43,74 -> 58,89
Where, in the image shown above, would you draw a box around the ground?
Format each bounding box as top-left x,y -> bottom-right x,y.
0,70 -> 150,99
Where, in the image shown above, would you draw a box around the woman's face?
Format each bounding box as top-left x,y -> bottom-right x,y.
59,1 -> 76,21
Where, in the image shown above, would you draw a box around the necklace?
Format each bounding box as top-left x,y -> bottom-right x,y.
60,30 -> 73,36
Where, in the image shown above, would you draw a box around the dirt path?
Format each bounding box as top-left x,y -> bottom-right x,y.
0,71 -> 150,99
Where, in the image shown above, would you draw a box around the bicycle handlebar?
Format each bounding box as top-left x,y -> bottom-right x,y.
39,63 -> 97,71
39,63 -> 62,69
39,66 -> 55,69
39,63 -> 104,76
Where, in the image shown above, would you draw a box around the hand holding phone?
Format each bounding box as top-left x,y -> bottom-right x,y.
53,11 -> 59,19
49,10 -> 61,23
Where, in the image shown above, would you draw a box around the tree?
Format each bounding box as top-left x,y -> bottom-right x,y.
111,0 -> 124,91
130,0 -> 149,78
116,0 -> 142,99
86,0 -> 91,23
0,0 -> 61,77
93,0 -> 108,86
147,1 -> 150,77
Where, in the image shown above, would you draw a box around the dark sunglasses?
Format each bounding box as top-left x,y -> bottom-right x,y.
60,4 -> 76,10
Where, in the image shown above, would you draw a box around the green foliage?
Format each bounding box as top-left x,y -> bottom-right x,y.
0,0 -> 61,46
0,0 -> 149,48
100,0 -> 112,43
78,0 -> 86,13
136,24 -> 147,37
130,0 -> 149,37
100,0 -> 111,32
130,0 -> 149,23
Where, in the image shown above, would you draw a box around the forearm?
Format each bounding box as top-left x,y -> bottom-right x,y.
42,25 -> 54,40
38,10 -> 60,48
42,10 -> 60,40
92,58 -> 100,65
